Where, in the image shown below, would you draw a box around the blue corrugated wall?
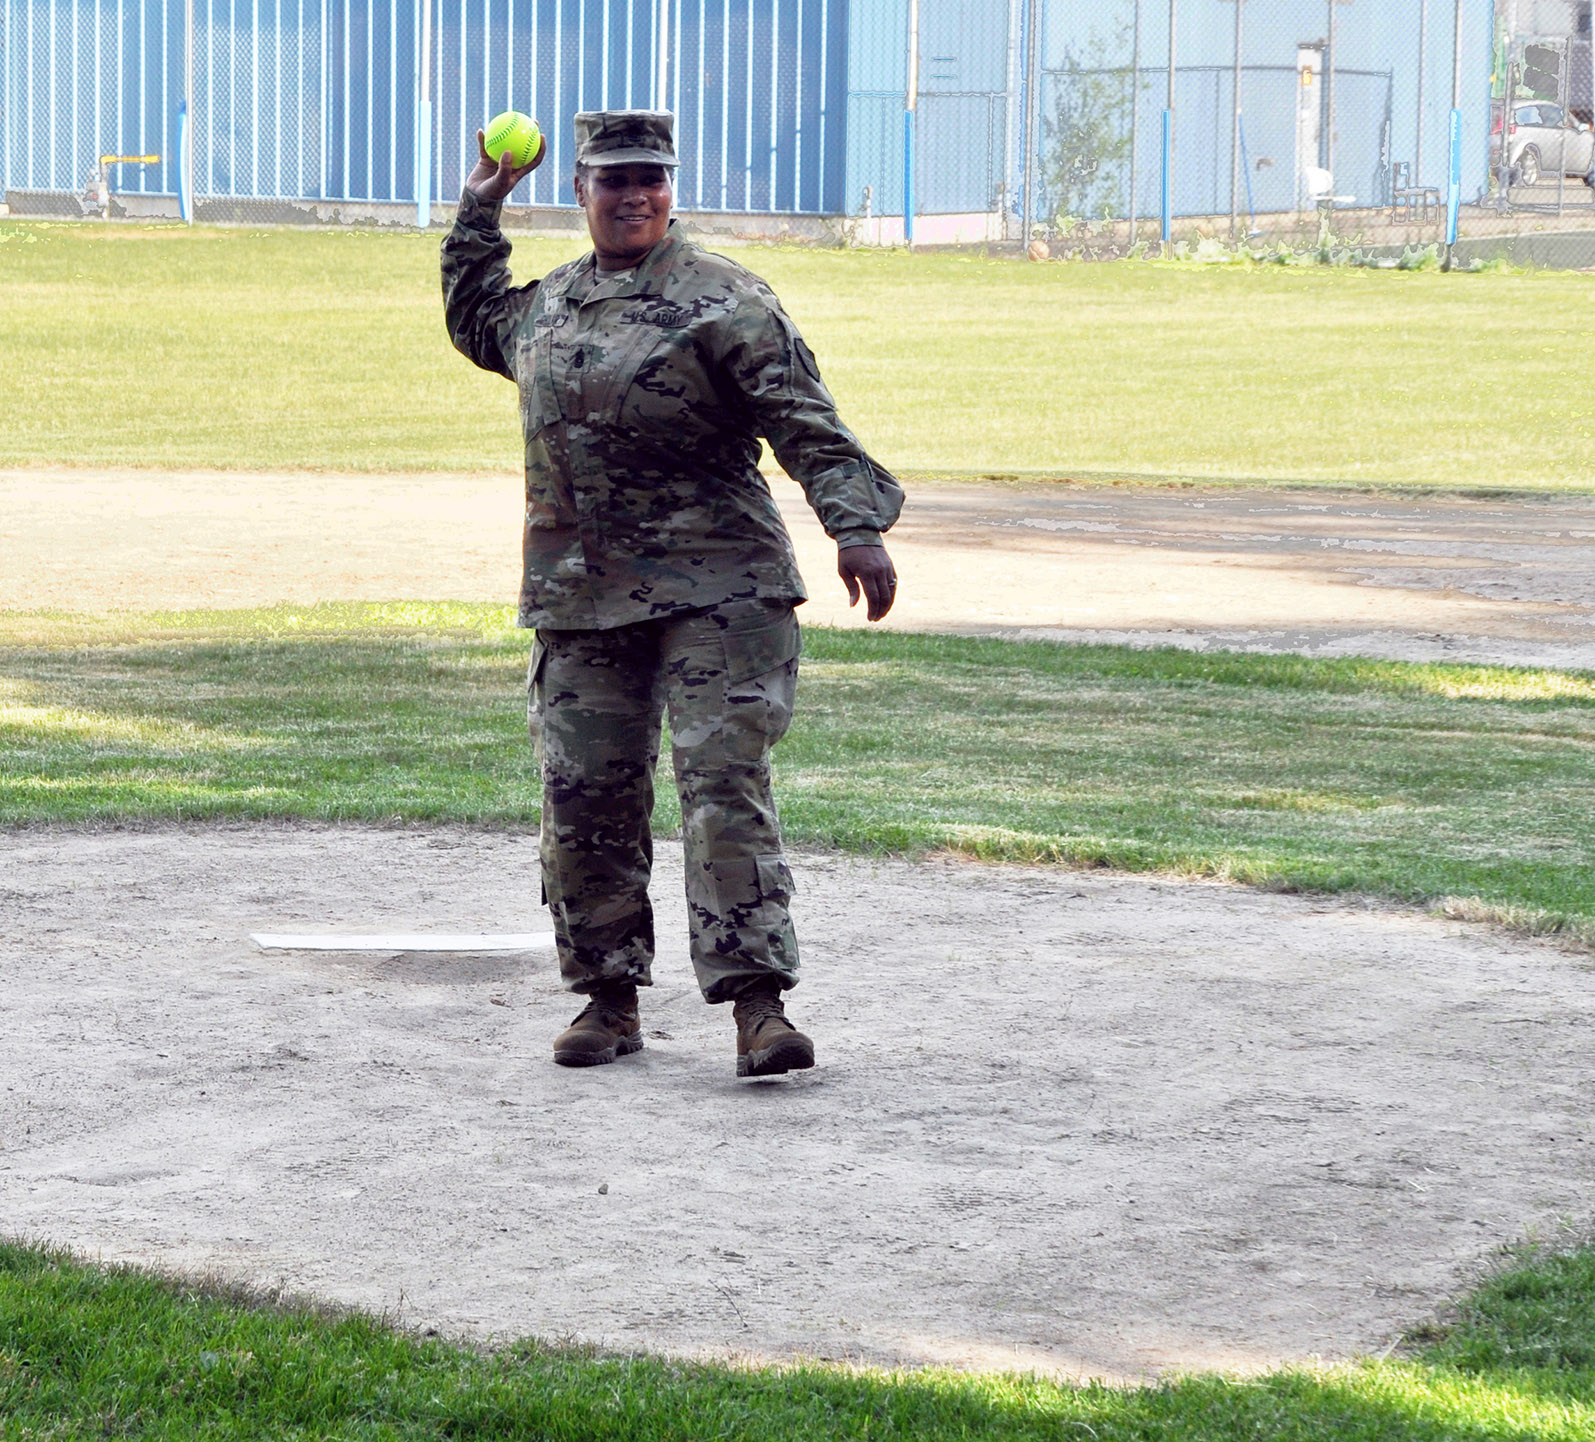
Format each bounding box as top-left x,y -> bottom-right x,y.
0,0 -> 186,198
0,0 -> 850,212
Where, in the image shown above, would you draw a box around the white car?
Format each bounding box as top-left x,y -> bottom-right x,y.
1493,101 -> 1595,187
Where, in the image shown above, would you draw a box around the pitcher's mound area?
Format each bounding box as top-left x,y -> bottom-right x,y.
5,826 -> 1593,1380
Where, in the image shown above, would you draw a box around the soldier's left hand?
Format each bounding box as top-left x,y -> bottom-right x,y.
839,544 -> 897,622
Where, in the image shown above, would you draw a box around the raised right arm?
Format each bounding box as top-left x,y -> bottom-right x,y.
440,188 -> 541,380
441,135 -> 548,378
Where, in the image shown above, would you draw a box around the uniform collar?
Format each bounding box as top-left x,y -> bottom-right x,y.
583,222 -> 684,299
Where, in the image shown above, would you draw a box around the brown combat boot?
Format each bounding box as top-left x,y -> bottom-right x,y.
553,983 -> 643,1067
732,981 -> 815,1078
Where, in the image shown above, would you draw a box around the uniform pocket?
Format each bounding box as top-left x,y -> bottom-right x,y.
755,853 -> 795,904
515,326 -> 561,433
721,602 -> 802,685
587,320 -> 661,422
526,636 -> 548,754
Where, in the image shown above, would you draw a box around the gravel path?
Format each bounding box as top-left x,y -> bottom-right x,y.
6,467 -> 1595,667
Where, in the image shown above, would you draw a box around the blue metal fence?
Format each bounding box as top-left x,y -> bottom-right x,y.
0,0 -> 850,213
0,0 -> 1534,244
1,0 -> 185,198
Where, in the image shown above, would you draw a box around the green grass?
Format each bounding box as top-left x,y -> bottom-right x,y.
5,1234 -> 1595,1439
5,602 -> 1595,942
4,219 -> 1594,488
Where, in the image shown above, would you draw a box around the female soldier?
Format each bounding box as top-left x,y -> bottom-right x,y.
442,111 -> 902,1078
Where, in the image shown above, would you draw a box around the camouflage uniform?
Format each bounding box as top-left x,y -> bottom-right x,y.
441,170 -> 902,1002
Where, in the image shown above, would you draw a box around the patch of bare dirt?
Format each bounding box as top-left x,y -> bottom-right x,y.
4,825 -> 1593,1379
6,467 -> 1595,667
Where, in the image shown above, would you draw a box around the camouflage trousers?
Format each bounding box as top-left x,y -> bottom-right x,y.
528,598 -> 801,1003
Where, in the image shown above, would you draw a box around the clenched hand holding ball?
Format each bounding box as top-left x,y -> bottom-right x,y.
483,111 -> 542,169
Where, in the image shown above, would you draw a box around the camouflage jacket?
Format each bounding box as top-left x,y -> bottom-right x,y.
441,189 -> 904,630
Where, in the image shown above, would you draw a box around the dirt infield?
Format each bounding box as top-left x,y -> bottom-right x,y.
5,469 -> 1595,1379
6,466 -> 1595,667
5,825 -> 1594,1380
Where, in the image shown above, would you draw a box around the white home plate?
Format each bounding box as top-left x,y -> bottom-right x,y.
250,932 -> 555,952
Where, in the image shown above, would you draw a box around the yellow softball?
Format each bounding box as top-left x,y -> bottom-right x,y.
484,111 -> 541,168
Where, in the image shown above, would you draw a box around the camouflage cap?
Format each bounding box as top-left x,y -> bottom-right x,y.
574,110 -> 678,169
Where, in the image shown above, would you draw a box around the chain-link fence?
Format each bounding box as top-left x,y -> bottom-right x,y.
879,0 -> 1591,262
984,0 -> 1595,262
0,0 -> 849,225
4,0 -> 1594,263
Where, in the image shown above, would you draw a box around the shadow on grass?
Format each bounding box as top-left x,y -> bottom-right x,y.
5,607 -> 1595,942
0,623 -> 543,824
4,1239 -> 1595,1441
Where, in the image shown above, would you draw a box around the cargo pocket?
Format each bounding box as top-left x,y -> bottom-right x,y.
538,845 -> 563,914
715,604 -> 800,753
754,852 -> 799,975
755,853 -> 795,905
721,602 -> 802,686
527,636 -> 549,897
526,636 -> 548,753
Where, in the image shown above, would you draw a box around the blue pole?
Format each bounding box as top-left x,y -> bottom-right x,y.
415,0 -> 431,227
905,0 -> 918,243
177,98 -> 191,220
1160,107 -> 1172,246
1239,112 -> 1256,234
1163,0 -> 1177,254
903,107 -> 915,245
1446,105 -> 1461,245
416,97 -> 431,226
